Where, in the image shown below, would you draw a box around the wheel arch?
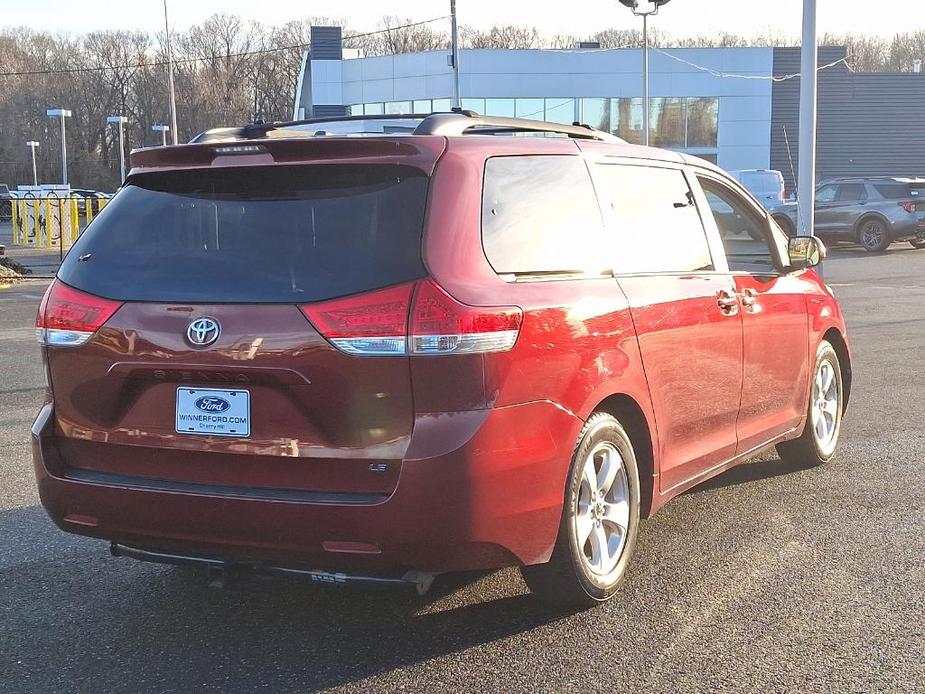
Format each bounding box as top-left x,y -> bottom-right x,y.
853,211 -> 892,242
592,393 -> 657,518
822,327 -> 852,413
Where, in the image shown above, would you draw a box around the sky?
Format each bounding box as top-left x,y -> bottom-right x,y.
2,1 -> 922,39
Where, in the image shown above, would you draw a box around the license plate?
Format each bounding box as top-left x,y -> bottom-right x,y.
176,387 -> 250,437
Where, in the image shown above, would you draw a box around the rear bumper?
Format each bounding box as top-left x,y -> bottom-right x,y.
888,218 -> 925,241
32,401 -> 581,573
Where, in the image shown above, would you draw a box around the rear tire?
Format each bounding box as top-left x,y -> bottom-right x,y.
909,239 -> 925,249
520,412 -> 640,608
776,340 -> 843,467
858,218 -> 891,252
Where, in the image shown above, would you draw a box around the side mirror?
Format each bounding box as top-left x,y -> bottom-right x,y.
788,236 -> 826,270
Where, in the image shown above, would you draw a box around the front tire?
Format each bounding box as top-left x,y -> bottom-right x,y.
777,340 -> 843,467
520,412 -> 640,608
858,218 -> 891,252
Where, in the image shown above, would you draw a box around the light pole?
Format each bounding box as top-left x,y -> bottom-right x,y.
26,141 -> 40,186
46,108 -> 72,185
152,124 -> 170,147
163,0 -> 179,145
797,0 -> 818,238
107,116 -> 128,183
618,0 -> 671,146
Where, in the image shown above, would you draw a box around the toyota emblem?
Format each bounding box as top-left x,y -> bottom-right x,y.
186,317 -> 221,347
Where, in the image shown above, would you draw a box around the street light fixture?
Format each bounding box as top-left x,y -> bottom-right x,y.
618,0 -> 671,146
46,108 -> 72,186
107,116 -> 128,184
26,141 -> 40,186
151,123 -> 170,147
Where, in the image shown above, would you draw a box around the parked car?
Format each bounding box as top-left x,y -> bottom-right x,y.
771,176 -> 925,251
729,169 -> 786,210
70,189 -> 110,215
32,112 -> 851,607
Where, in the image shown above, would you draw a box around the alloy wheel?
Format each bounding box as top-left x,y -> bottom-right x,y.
811,359 -> 840,454
574,441 -> 630,576
861,220 -> 886,251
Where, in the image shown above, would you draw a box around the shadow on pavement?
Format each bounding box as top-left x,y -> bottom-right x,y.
685,453 -> 815,494
0,506 -> 574,693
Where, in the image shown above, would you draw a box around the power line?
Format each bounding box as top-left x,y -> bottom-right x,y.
650,46 -> 851,81
0,16 -> 450,78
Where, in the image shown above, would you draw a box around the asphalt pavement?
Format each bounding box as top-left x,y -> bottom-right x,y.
1,238 -> 923,693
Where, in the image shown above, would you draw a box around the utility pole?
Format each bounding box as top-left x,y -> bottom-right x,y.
107,116 -> 128,184
450,0 -> 461,108
797,0 -> 818,237
164,0 -> 179,144
642,12 -> 649,145
26,141 -> 39,186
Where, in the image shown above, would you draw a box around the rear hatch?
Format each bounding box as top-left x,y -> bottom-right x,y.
43,141 -> 442,497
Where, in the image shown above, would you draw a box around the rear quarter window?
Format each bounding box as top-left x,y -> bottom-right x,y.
481,155 -> 610,275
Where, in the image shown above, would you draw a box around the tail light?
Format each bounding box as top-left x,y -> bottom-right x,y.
35,280 -> 123,347
899,200 -> 916,214
409,279 -> 522,354
300,283 -> 414,356
301,279 -> 523,357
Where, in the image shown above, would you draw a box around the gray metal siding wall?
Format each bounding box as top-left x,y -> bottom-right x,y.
772,47 -> 925,193
306,26 -> 347,118
310,26 -> 343,60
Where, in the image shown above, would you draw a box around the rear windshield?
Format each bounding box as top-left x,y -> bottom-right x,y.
739,172 -> 782,192
58,165 -> 428,303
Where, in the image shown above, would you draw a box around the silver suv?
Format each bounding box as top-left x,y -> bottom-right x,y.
771,177 -> 925,252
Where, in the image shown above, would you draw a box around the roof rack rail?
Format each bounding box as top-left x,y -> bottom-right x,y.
189,110 -> 623,144
414,110 -> 622,142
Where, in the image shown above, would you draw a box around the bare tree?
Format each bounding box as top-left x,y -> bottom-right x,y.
462,25 -> 541,49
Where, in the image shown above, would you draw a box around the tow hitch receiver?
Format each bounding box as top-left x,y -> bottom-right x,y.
110,543 -> 437,595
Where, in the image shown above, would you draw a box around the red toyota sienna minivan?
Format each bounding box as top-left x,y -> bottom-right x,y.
32,112 -> 850,606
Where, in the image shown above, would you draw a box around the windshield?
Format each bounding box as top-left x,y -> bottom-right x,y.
57,164 -> 429,303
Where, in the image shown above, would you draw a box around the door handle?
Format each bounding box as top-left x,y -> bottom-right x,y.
740,288 -> 759,311
716,289 -> 739,314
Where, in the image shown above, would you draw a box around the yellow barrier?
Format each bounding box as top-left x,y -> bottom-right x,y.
7,194 -> 112,250
10,199 -> 18,243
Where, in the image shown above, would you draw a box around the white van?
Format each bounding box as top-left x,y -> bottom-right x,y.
730,169 -> 786,209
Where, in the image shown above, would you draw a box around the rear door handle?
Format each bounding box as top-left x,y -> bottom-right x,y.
717,289 -> 739,314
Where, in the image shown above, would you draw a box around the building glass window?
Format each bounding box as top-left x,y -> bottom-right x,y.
432,98 -> 452,112
649,98 -> 685,148
413,99 -> 432,114
385,101 -> 412,115
580,98 -> 611,132
687,97 -> 718,147
484,98 -> 515,117
461,98 -> 485,113
363,103 -> 384,115
515,98 -> 545,120
545,98 -> 576,124
612,98 -> 645,144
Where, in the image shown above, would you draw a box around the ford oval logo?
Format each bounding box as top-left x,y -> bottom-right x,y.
186,317 -> 221,347
194,396 -> 231,413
